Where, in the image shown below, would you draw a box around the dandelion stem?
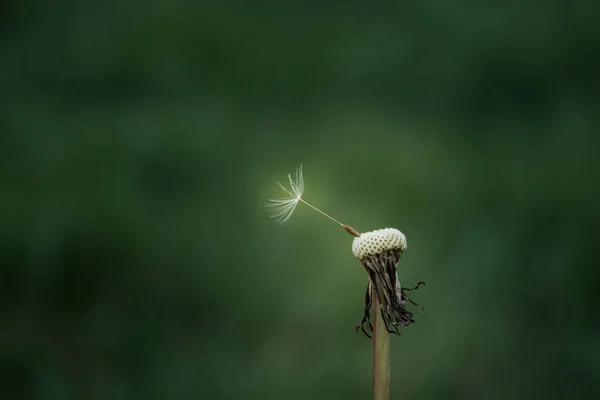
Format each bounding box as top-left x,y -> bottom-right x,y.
372,292 -> 391,400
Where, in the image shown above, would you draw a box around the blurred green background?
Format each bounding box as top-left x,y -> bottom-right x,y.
2,1 -> 600,399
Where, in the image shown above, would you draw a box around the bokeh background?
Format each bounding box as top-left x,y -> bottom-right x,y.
2,1 -> 600,399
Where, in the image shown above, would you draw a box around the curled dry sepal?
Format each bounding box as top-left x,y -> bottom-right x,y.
352,228 -> 425,338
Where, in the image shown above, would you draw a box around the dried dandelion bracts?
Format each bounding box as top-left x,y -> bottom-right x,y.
352,228 -> 425,338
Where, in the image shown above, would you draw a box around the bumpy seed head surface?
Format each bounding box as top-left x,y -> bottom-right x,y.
352,228 -> 407,260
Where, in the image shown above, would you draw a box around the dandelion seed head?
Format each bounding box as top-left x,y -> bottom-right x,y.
265,165 -> 305,224
352,228 -> 407,260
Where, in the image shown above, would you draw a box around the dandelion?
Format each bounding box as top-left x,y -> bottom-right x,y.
350,228 -> 425,400
266,165 -> 425,400
352,228 -> 425,338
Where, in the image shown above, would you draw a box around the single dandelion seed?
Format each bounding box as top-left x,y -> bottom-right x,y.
265,165 -> 360,237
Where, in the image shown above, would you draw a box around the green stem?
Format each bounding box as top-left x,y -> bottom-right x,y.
372,293 -> 390,400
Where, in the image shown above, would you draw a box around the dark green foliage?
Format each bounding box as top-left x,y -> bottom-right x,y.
1,1 -> 599,399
